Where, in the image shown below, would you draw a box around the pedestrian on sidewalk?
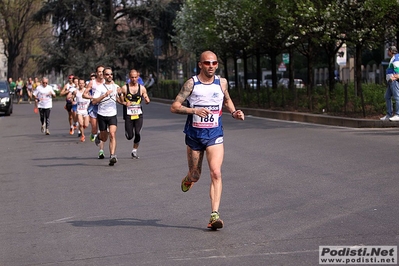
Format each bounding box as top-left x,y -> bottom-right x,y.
381,46 -> 399,121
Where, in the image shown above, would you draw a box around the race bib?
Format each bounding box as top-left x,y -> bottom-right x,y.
192,105 -> 219,128
126,104 -> 142,116
77,102 -> 87,110
39,94 -> 51,102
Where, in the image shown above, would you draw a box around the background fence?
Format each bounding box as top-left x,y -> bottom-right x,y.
314,58 -> 386,86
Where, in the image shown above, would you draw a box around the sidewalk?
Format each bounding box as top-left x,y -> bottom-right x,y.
236,107 -> 399,128
152,98 -> 399,128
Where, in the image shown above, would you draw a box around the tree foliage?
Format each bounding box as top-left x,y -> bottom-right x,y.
34,0 -> 180,79
2,0 -> 399,116
175,0 -> 399,114
0,0 -> 43,78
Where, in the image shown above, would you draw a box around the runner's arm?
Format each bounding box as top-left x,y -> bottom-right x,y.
116,86 -> 125,105
141,86 -> 150,104
82,80 -> 93,99
221,78 -> 245,120
92,89 -> 110,105
60,84 -> 69,96
171,79 -> 206,115
50,89 -> 56,98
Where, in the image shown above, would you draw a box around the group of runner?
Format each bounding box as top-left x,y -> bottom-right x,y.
31,51 -> 245,230
8,77 -> 41,104
59,65 -> 150,166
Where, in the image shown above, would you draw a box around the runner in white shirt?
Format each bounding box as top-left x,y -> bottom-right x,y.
33,77 -> 56,135
83,66 -> 106,159
60,75 -> 78,135
73,77 -> 91,142
92,67 -> 124,166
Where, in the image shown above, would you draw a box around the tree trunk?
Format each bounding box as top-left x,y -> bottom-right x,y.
243,49 -> 248,91
295,38 -> 316,111
222,52 -> 229,82
356,44 -> 366,117
233,55 -> 242,104
288,46 -> 297,109
7,55 -> 16,79
306,45 -> 314,112
256,48 -> 261,106
270,51 -> 278,91
328,49 -> 336,94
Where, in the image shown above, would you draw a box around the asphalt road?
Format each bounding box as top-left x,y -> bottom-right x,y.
0,100 -> 398,266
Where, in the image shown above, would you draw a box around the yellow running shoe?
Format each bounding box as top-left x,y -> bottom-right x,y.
207,211 -> 224,230
181,176 -> 193,192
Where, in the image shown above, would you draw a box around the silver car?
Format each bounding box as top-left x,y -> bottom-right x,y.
278,78 -> 305,89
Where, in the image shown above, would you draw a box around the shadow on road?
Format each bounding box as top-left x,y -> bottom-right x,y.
67,218 -> 207,231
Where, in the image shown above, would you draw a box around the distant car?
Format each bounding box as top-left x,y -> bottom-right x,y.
294,79 -> 305,89
0,81 -> 13,116
49,84 -> 60,92
278,78 -> 305,89
278,78 -> 289,88
228,81 -> 236,89
247,79 -> 257,89
262,79 -> 273,87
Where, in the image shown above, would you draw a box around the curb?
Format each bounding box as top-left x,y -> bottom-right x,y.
237,107 -> 399,128
151,97 -> 399,128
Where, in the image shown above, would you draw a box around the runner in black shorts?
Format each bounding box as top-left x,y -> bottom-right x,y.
92,67 -> 124,166
97,114 -> 117,132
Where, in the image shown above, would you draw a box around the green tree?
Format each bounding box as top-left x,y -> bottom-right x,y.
254,0 -> 291,106
173,0 -> 218,55
0,0 -> 42,78
340,0 -> 391,117
173,0 -> 260,96
213,0 -> 259,100
34,0 -> 175,80
34,0 -> 113,77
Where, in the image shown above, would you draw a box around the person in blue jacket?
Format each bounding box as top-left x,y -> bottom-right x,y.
381,46 -> 399,121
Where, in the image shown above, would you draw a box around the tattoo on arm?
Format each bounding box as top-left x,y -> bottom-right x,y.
174,79 -> 193,114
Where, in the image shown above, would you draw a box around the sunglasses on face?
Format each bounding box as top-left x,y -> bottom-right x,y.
104,73 -> 113,76
202,60 -> 218,66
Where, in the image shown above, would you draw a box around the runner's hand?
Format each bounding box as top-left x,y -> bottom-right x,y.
195,108 -> 211,118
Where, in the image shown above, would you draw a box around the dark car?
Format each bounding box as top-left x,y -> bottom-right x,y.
0,81 -> 13,116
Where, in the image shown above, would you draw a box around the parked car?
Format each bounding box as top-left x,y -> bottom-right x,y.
278,78 -> 305,89
0,81 -> 13,116
247,79 -> 257,89
49,84 -> 61,92
294,79 -> 305,89
262,79 -> 273,87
